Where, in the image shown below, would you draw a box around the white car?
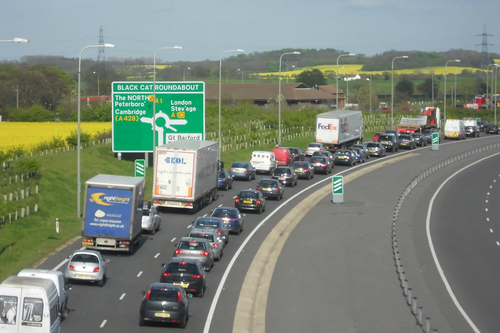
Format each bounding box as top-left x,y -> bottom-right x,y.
64,250 -> 108,287
142,205 -> 161,234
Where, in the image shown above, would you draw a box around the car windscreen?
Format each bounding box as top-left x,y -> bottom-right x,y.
231,162 -> 247,168
212,209 -> 238,218
148,289 -> 178,302
195,219 -> 220,228
166,263 -> 199,274
178,241 -> 206,250
189,232 -> 215,242
239,191 -> 259,198
259,180 -> 278,187
71,254 -> 99,263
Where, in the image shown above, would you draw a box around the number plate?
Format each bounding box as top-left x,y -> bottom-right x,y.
338,156 -> 344,159
82,241 -> 94,246
243,200 -> 252,204
264,188 -> 271,191
279,177 -> 285,180
401,143 -> 406,145
174,282 -> 189,288
295,169 -> 301,172
382,141 -> 389,144
155,312 -> 171,318
76,274 -> 91,278
369,150 -> 375,152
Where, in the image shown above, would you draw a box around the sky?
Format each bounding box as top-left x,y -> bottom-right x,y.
1,0 -> 499,64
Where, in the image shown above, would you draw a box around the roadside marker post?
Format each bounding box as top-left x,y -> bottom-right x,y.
431,133 -> 439,151
332,175 -> 344,204
135,159 -> 145,177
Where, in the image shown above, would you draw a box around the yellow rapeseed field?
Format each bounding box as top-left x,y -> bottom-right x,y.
260,64 -> 485,78
0,122 -> 111,152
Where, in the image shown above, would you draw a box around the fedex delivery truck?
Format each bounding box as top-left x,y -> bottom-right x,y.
315,110 -> 363,151
153,140 -> 219,212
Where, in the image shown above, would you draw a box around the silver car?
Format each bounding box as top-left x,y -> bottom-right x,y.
188,229 -> 224,261
173,237 -> 215,271
64,250 -> 108,287
193,217 -> 229,247
142,205 -> 161,234
305,142 -> 326,157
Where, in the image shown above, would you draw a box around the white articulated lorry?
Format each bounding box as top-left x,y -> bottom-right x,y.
153,140 -> 219,212
315,110 -> 363,151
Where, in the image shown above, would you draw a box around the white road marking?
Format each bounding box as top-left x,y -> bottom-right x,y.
52,247 -> 86,271
218,204 -> 223,207
248,188 -> 252,190
494,180 -> 497,183
486,208 -> 488,212
170,237 -> 176,242
487,218 -> 490,222
497,242 -> 500,246
486,200 -> 489,203
187,224 -> 193,229
119,293 -> 126,300
490,185 -> 493,188
137,271 -> 143,277
233,196 -> 237,199
203,214 -> 207,217
490,229 -> 494,233
426,152 -> 500,333
100,320 -> 107,328
154,253 -> 160,259
487,192 -> 490,196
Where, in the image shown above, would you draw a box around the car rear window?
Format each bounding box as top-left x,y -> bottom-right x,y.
239,191 -> 259,198
259,180 -> 277,187
178,241 -> 206,250
334,151 -> 349,156
166,263 -> 199,274
195,219 -> 220,228
378,135 -> 393,140
289,148 -> 299,154
292,162 -> 308,167
274,168 -> 291,174
400,135 -> 411,139
71,254 -> 99,263
232,162 -> 247,168
212,209 -> 238,218
218,171 -> 226,177
366,143 -> 378,147
308,143 -> 321,148
189,232 -> 215,242
148,289 -> 178,302
310,157 -> 328,162
142,209 -> 150,216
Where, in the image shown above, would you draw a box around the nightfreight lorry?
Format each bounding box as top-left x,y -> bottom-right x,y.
315,110 -> 363,151
81,174 -> 145,253
153,140 -> 219,212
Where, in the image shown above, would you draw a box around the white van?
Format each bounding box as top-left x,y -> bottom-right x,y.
17,269 -> 68,318
444,119 -> 466,140
463,118 -> 478,127
0,276 -> 61,333
250,151 -> 277,174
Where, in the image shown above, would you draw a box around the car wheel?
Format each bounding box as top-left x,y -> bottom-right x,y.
98,276 -> 105,287
198,285 -> 205,298
236,227 -> 241,235
151,225 -> 156,235
225,183 -> 229,191
179,315 -> 188,329
258,206 -> 263,214
139,318 -> 146,327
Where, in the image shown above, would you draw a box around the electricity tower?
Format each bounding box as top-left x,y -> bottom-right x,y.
477,24 -> 493,68
97,26 -> 106,71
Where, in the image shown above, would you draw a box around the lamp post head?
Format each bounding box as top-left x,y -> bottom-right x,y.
292,51 -> 300,55
103,43 -> 115,48
454,59 -> 460,62
173,46 -> 182,49
402,55 -> 409,59
236,49 -> 244,52
348,53 -> 355,56
12,38 -> 29,43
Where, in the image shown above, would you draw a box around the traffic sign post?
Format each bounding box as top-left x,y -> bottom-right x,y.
332,175 -> 344,204
135,159 -> 145,177
431,132 -> 439,151
112,82 -> 205,153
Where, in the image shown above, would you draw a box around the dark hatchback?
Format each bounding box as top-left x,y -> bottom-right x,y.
488,125 -> 499,134
308,156 -> 332,174
292,161 -> 314,180
218,170 -> 233,190
272,167 -> 298,187
160,258 -> 206,297
311,150 -> 335,166
333,150 -> 356,166
287,147 -> 305,161
211,207 -> 244,235
139,283 -> 191,328
235,190 -> 266,214
465,126 -> 480,137
256,179 -> 284,200
412,132 -> 427,146
378,134 -> 399,152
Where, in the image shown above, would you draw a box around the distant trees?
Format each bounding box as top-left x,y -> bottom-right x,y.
295,69 -> 327,87
395,76 -> 414,97
417,78 -> 438,98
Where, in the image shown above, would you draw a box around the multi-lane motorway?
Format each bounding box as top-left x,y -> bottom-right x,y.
35,135 -> 500,333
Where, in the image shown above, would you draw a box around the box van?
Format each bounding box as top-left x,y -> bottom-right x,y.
272,148 -> 293,166
17,269 -> 69,318
444,119 -> 466,140
0,276 -> 61,333
250,151 -> 276,174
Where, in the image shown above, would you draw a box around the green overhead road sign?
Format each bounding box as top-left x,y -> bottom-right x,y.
431,132 -> 439,151
112,81 -> 205,153
135,159 -> 145,177
332,175 -> 344,204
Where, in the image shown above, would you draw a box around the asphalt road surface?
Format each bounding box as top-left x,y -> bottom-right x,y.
34,135 -> 500,333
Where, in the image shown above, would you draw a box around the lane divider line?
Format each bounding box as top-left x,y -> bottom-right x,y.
137,271 -> 143,277
187,224 -> 192,229
426,152 -> 500,333
100,320 -> 107,328
154,253 -> 160,259
52,247 -> 85,271
119,293 -> 126,300
171,238 -> 176,242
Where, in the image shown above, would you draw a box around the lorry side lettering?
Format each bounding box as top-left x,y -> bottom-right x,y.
164,157 -> 187,164
317,123 -> 337,130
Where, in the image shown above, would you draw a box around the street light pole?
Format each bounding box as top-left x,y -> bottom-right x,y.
238,69 -> 244,83
454,69 -> 459,107
495,65 -> 498,124
391,55 -> 409,129
369,73 -> 372,112
183,66 -> 190,81
93,71 -> 100,96
152,46 -> 182,168
278,51 -> 300,145
431,71 -> 434,107
336,53 -> 355,110
219,49 -> 244,161
486,64 -> 497,108
443,59 -> 460,124
77,43 -> 115,218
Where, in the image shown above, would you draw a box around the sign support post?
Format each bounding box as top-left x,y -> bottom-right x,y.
332,175 -> 344,204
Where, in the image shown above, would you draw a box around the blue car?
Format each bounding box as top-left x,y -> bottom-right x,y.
351,148 -> 366,163
218,170 -> 234,190
210,207 -> 245,235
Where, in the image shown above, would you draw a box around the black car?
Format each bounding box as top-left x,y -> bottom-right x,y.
235,190 -> 266,214
292,161 -> 314,180
228,161 -> 256,181
333,150 -> 356,166
218,170 -> 233,190
465,126 -> 480,137
487,125 -> 499,134
272,167 -> 298,187
398,134 -> 416,149
311,150 -> 335,166
478,121 -> 489,132
256,179 -> 284,200
160,258 -> 206,297
308,156 -> 332,173
139,283 -> 191,328
412,132 -> 427,147
287,147 -> 305,161
378,134 -> 399,152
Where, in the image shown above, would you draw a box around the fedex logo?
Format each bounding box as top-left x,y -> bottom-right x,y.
317,123 -> 337,131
